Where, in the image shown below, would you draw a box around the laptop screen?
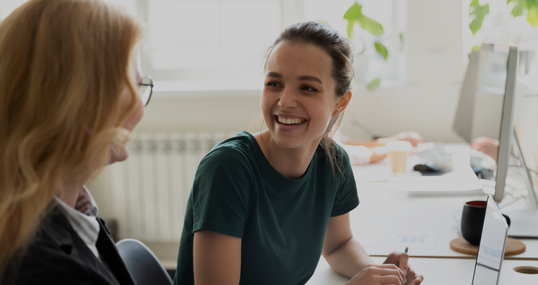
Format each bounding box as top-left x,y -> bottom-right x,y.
471,195 -> 509,285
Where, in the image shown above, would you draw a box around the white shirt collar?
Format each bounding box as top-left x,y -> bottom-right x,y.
55,186 -> 101,259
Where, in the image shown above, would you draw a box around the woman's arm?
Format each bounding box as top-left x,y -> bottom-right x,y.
322,214 -> 420,285
193,230 -> 241,285
344,132 -> 424,148
322,214 -> 373,277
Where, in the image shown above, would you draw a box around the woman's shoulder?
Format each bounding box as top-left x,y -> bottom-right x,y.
202,131 -> 260,165
316,140 -> 351,163
9,210 -> 102,284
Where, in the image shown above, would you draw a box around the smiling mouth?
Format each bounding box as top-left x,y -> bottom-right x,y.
276,116 -> 305,125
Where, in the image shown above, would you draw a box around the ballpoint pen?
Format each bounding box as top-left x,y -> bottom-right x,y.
404,245 -> 409,254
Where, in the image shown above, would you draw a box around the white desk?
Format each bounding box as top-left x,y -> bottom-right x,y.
306,257 -> 538,285
348,159 -> 538,260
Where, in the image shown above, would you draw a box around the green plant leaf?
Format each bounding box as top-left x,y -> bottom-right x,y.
343,2 -> 362,39
357,14 -> 384,35
472,45 -> 482,51
346,20 -> 355,39
343,2 -> 362,20
528,5 -> 538,27
374,42 -> 388,60
469,0 -> 490,35
343,2 -> 384,37
510,0 -> 525,17
366,78 -> 381,90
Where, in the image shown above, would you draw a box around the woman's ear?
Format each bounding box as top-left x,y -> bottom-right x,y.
332,91 -> 352,116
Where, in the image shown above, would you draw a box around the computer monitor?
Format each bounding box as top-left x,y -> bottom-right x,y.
453,44 -> 518,203
471,195 -> 509,285
453,50 -> 480,142
510,76 -> 538,210
489,45 -> 518,203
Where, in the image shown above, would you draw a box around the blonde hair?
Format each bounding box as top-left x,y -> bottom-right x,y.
0,0 -> 142,279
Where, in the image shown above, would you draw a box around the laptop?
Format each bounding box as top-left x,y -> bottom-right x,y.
471,195 -> 510,285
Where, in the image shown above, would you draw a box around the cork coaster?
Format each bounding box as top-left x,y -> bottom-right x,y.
450,236 -> 526,256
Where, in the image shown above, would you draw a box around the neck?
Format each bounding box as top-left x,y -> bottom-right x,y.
57,183 -> 85,208
255,130 -> 320,180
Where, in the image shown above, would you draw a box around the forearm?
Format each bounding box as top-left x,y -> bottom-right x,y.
368,147 -> 387,163
344,138 -> 384,148
323,238 -> 374,279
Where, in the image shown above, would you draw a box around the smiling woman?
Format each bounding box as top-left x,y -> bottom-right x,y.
258,23 -> 355,179
174,21 -> 423,285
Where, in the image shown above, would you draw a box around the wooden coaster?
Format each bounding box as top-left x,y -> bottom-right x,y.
450,236 -> 526,256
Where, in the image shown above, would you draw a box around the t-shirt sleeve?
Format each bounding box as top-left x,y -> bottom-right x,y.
331,146 -> 360,217
191,147 -> 253,238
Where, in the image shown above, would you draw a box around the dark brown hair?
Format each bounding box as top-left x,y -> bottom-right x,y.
263,21 -> 355,179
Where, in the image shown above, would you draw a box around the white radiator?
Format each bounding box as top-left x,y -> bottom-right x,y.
110,131 -> 237,242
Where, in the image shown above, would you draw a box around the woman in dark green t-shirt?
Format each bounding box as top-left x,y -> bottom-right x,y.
175,21 -> 424,285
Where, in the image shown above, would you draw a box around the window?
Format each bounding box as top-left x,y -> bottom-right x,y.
0,0 -> 406,90
136,0 -> 406,89
303,0 -> 405,85
465,0 -> 538,61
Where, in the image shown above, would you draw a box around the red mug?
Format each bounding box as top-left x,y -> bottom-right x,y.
461,200 -> 511,245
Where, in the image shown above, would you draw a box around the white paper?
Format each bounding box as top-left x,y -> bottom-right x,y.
361,229 -> 436,249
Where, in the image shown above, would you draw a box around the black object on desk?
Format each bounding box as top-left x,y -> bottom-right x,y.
413,163 -> 445,176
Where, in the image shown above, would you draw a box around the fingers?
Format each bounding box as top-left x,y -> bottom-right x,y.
383,251 -> 420,285
398,252 -> 409,272
367,264 -> 406,285
405,267 -> 417,284
383,251 -> 408,268
350,263 -> 423,285
396,132 -> 424,147
409,273 -> 424,285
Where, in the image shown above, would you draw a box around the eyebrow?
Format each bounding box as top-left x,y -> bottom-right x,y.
266,72 -> 283,79
266,72 -> 323,84
297,75 -> 322,84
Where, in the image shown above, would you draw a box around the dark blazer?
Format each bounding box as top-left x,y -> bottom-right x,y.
7,208 -> 135,285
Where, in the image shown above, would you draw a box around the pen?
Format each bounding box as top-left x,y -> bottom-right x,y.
404,245 -> 409,254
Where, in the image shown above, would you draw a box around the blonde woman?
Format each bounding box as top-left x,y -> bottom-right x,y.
0,0 -> 150,284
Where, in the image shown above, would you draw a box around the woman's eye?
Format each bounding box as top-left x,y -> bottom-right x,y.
301,85 -> 318,92
266,81 -> 281,88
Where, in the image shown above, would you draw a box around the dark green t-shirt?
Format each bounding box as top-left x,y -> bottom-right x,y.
174,131 -> 359,285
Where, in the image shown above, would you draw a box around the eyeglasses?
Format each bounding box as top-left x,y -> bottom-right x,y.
138,77 -> 153,106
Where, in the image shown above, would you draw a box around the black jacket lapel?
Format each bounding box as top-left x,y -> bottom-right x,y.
96,218 -> 136,285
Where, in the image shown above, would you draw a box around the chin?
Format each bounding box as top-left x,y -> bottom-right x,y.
109,147 -> 129,164
272,135 -> 311,151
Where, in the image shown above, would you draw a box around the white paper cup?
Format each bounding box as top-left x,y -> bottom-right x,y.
386,141 -> 413,175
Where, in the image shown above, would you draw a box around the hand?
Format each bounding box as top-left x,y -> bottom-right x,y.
471,137 -> 499,162
384,132 -> 424,147
345,263 -> 407,285
75,187 -> 91,214
383,251 -> 424,285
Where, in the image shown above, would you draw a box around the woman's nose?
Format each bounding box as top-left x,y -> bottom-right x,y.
278,87 -> 297,109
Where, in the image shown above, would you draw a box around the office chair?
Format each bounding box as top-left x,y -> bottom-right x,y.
116,238 -> 173,285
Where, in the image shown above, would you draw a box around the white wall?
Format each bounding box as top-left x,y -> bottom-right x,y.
135,0 -> 468,143
341,0 -> 467,143
135,92 -> 262,133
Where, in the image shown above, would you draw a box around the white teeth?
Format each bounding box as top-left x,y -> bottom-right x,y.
277,116 -> 303,125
